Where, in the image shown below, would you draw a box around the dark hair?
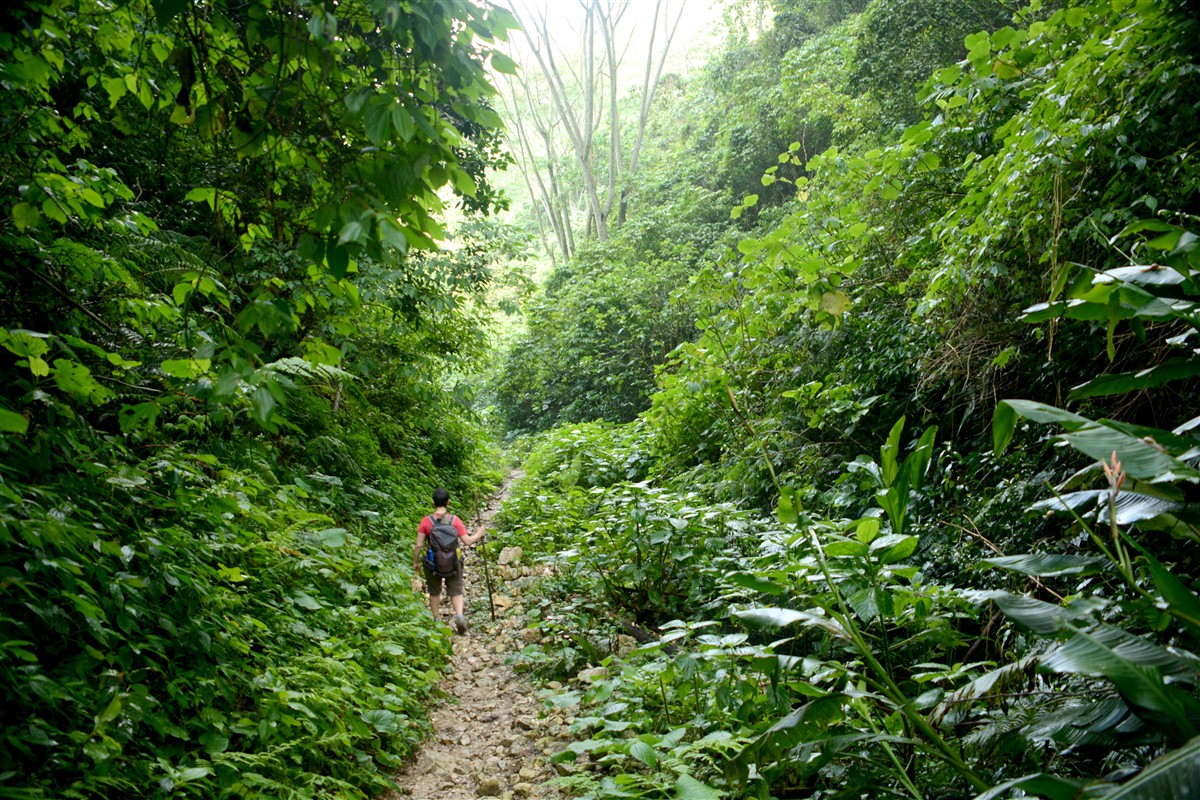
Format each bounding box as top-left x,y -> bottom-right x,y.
432,487 -> 450,507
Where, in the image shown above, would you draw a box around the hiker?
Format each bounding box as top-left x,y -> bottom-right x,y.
413,487 -> 486,633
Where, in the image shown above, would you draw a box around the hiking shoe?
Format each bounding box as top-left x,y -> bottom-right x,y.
454,613 -> 468,634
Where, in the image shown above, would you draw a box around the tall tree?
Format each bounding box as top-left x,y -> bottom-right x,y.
504,0 -> 684,253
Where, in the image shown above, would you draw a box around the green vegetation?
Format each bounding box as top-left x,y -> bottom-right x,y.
1,0 -> 515,797
489,0 -> 1200,798
5,0 -> 1200,798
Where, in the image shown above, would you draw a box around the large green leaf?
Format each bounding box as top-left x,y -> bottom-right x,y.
1082,735 -> 1200,799
748,694 -> 848,761
0,408 -> 29,434
1041,625 -> 1189,676
905,424 -> 938,492
1069,358 -> 1200,400
973,773 -> 1085,800
1022,298 -> 1114,323
1021,697 -> 1131,748
982,553 -> 1108,578
734,607 -> 805,628
994,399 -> 1091,454
673,774 -> 723,800
628,739 -> 657,768
1138,551 -> 1200,641
963,590 -> 1106,635
1031,491 -> 1197,529
1040,626 -> 1200,741
1102,264 -> 1191,287
1059,426 -> 1200,482
726,572 -> 786,595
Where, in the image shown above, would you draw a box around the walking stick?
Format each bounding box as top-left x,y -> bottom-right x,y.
473,490 -> 497,621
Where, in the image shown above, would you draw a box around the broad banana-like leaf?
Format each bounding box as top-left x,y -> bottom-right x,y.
1022,298 -> 1114,323
1040,625 -> 1200,742
972,772 -> 1084,800
1021,696 -> 1131,748
1059,426 -> 1200,482
934,657 -> 1039,723
763,694 -> 846,737
1102,264 -> 1190,287
962,590 -> 1107,635
733,607 -> 806,628
1032,490 -> 1106,513
1040,624 -> 1191,676
1081,734 -> 1200,798
735,606 -> 851,640
983,553 -> 1108,577
1032,489 -> 1190,525
1069,358 -> 1200,400
994,401 -> 1200,483
994,400 -> 1092,454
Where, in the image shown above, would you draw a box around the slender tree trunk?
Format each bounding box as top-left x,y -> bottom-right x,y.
621,0 -> 685,226
509,0 -> 685,242
522,6 -> 608,240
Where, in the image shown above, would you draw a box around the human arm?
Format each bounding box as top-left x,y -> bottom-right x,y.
413,517 -> 430,573
463,525 -> 486,546
412,533 -> 425,573
453,516 -> 486,546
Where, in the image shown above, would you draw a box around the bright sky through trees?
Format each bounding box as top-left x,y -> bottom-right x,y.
501,0 -> 723,84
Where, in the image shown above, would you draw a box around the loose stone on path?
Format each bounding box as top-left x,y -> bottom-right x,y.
382,472 -> 567,800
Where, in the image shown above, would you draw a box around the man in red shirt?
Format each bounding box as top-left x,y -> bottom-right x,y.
413,487 -> 486,633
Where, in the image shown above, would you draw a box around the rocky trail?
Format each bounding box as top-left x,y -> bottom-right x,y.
384,474 -> 572,800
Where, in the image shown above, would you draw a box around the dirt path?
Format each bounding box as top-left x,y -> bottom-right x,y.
384,473 -> 569,800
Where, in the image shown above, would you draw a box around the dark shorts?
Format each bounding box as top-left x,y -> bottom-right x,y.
425,569 -> 463,597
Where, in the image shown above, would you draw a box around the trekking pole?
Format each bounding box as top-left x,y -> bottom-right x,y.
474,489 -> 497,621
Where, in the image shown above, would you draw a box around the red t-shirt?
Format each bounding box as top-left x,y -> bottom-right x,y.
418,514 -> 468,539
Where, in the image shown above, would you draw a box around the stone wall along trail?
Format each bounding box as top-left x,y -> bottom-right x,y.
384,472 -> 569,800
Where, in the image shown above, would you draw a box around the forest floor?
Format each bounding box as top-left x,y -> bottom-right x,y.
383,472 -> 571,800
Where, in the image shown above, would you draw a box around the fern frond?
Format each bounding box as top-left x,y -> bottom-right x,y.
264,357 -> 354,383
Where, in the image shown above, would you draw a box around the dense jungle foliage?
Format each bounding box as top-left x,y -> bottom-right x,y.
490,0 -> 1200,798
5,0 -> 1200,799
0,0 -> 518,797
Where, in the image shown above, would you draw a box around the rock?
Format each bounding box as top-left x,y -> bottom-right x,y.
518,767 -> 540,781
498,546 -> 523,566
430,752 -> 459,771
576,666 -> 608,684
546,680 -> 563,690
513,782 -> 534,797
509,741 -> 524,755
513,718 -> 535,731
520,627 -> 540,644
615,635 -> 638,657
553,762 -> 574,776
494,593 -> 514,610
477,776 -> 503,797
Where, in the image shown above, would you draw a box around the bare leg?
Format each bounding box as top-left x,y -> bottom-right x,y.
451,595 -> 464,615
429,593 -> 441,619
